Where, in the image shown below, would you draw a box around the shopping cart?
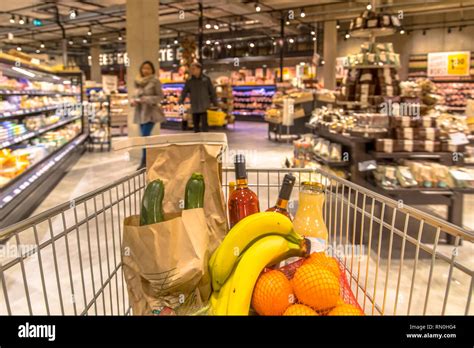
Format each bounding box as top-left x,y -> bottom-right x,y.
0,167 -> 472,315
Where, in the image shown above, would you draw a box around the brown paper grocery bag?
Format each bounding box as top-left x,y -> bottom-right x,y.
116,133 -> 228,315
122,209 -> 213,315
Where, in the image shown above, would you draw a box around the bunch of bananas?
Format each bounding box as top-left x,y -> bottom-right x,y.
208,212 -> 310,315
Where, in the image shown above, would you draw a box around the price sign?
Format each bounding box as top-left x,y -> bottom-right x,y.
449,132 -> 469,145
447,52 -> 470,76
428,51 -> 471,77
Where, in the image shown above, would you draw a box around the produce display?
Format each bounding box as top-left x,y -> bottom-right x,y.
161,83 -> 190,120
373,161 -> 474,189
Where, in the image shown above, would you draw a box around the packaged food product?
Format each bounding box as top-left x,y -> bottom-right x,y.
396,166 -> 418,187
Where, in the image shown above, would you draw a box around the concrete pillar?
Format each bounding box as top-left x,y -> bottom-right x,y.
322,21 -> 337,90
126,0 -> 160,151
90,43 -> 101,83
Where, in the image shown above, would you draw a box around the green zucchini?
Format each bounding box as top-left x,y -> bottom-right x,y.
184,172 -> 205,209
140,179 -> 165,226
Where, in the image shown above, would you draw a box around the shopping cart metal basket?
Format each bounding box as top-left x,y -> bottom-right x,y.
0,167 -> 472,315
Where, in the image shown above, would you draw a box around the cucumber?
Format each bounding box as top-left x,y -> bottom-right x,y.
140,179 -> 165,226
184,172 -> 205,209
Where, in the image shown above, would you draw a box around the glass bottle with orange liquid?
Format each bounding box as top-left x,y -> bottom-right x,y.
293,182 -> 328,252
228,154 -> 260,227
266,173 -> 296,220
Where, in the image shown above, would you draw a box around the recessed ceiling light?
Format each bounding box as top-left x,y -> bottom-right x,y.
10,15 -> 15,24
226,44 -> 232,49
206,40 -> 211,44
249,42 -> 255,47
205,23 -> 211,29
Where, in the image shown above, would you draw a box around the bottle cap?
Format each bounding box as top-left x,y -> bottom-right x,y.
234,154 -> 247,179
301,181 -> 325,192
279,173 -> 296,200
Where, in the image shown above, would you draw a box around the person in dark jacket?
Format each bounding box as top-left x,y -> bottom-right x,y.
130,61 -> 165,169
178,62 -> 218,132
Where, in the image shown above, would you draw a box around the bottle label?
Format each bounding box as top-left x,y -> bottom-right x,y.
306,236 -> 326,253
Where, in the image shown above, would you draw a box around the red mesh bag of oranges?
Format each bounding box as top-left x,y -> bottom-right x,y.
251,252 -> 363,316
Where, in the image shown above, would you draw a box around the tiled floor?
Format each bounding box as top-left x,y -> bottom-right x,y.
0,120 -> 472,315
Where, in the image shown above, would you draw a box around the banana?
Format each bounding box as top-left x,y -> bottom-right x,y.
211,212 -> 302,290
209,247 -> 219,273
211,270 -> 235,315
226,235 -> 309,316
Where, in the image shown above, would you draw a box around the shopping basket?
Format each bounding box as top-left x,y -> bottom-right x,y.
0,167 -> 472,315
207,109 -> 227,127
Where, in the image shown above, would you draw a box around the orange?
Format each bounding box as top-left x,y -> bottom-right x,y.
252,270 -> 293,316
303,252 -> 341,278
328,304 -> 364,316
283,304 -> 318,316
291,264 -> 340,311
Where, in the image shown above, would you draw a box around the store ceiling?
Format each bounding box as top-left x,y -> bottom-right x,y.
1,0 -> 474,57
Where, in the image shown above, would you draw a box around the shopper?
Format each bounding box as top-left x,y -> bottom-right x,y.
131,61 -> 165,169
179,62 -> 218,132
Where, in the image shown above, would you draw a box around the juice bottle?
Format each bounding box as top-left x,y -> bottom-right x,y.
228,154 -> 260,227
293,182 -> 328,252
266,173 -> 296,220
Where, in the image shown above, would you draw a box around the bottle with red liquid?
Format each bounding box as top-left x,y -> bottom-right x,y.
266,173 -> 296,220
228,154 -> 260,228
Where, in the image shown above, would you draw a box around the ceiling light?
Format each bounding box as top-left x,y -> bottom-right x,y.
399,28 -> 405,35
10,15 -> 15,24
300,8 -> 306,18
69,9 -> 78,19
87,27 -> 92,36
16,46 -> 22,51
255,3 -> 261,12
249,42 -> 255,47
206,40 -> 211,44
272,41 -> 277,46
289,38 -> 294,43
118,34 -> 123,41
83,38 -> 88,43
88,55 -> 91,59
18,17 -> 25,25
311,30 -> 316,35
366,3 -> 372,10
8,33 -> 14,40
205,23 -> 211,29
226,44 -> 232,49
345,31 -> 351,39
68,40 -> 73,45
312,37 -> 316,41
40,42 -> 45,48
321,60 -> 325,65
174,39 -> 178,44
285,20 -> 290,25
336,21 -> 340,29
166,43 -> 170,48
214,41 -> 219,45
35,49 -> 40,54
214,24 -> 219,30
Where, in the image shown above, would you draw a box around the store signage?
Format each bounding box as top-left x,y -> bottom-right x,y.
336,57 -> 349,79
427,51 -> 471,77
160,48 -> 181,62
102,74 -> 118,94
98,52 -> 129,66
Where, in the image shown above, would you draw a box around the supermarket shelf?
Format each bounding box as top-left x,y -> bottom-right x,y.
350,27 -> 397,38
0,133 -> 87,229
312,154 -> 350,167
0,90 -> 80,97
0,116 -> 82,150
370,151 -> 453,160
0,105 -> 61,119
346,64 -> 400,69
306,123 -> 374,145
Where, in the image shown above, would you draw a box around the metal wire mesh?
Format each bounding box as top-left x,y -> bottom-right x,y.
0,167 -> 472,315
